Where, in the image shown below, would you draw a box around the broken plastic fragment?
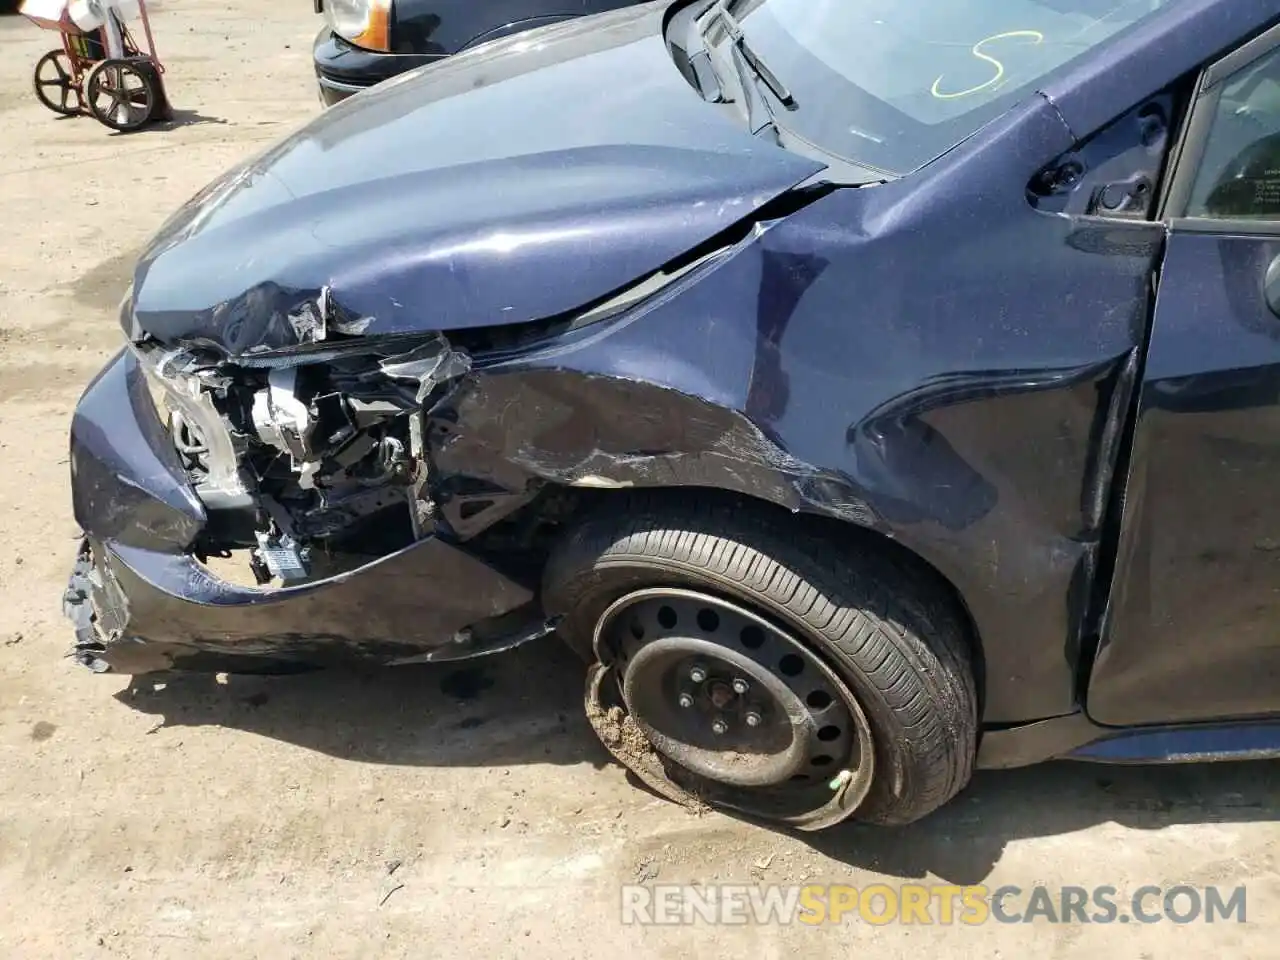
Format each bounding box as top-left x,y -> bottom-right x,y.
379,336 -> 472,403
329,314 -> 374,336
288,304 -> 324,343
287,288 -> 328,344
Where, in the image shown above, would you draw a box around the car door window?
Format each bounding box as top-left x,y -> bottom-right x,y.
1185,45 -> 1280,220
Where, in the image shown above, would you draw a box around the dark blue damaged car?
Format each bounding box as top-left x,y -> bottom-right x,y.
65,0 -> 1280,830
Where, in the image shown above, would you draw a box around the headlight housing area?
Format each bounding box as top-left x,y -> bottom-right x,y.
324,0 -> 392,52
130,343 -> 252,507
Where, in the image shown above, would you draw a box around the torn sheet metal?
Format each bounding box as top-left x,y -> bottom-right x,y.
380,336 -> 473,402
427,369 -> 880,529
285,285 -> 378,342
287,288 -> 328,344
416,99 -> 1156,727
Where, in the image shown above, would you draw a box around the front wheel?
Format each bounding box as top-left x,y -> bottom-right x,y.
543,494 -> 979,829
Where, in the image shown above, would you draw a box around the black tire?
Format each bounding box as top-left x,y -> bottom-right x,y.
32,50 -> 82,117
542,492 -> 978,826
84,58 -> 158,132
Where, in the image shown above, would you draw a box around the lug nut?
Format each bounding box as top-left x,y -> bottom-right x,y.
745,712 -> 762,728
732,679 -> 749,695
678,693 -> 694,709
711,718 -> 728,735
689,666 -> 707,683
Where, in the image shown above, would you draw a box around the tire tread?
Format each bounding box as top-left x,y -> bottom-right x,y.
543,493 -> 978,825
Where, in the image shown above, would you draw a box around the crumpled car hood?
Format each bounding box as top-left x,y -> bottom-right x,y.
127,2 -> 825,357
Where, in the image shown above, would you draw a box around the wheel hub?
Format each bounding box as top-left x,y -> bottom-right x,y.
598,588 -> 874,819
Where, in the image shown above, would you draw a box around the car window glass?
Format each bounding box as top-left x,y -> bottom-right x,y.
1186,45 -> 1280,220
734,0 -> 1175,176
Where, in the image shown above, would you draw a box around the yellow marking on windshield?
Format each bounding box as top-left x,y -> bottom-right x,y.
930,30 -> 1045,100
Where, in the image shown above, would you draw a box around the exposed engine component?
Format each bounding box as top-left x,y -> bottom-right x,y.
251,368 -> 312,469
254,530 -> 311,584
133,333 -> 474,583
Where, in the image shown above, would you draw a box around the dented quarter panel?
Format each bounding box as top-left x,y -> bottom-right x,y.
127,3 -> 824,356
432,97 -> 1162,723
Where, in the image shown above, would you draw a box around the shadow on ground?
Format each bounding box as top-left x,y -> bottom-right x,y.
800,758 -> 1280,884
147,108 -> 228,130
117,635 -> 613,770
100,109 -> 229,135
117,634 -> 1280,884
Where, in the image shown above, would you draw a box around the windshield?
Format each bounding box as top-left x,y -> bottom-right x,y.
726,0 -> 1177,176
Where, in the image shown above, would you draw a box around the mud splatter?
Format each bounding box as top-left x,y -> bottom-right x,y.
585,701 -> 710,816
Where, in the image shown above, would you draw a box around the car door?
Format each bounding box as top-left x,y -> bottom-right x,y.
1089,24 -> 1280,728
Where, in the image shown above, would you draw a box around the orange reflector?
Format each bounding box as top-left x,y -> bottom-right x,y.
354,1 -> 391,52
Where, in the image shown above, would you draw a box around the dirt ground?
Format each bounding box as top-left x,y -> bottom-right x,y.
1,2 -> 1279,957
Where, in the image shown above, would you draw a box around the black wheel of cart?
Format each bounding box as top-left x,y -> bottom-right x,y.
84,57 -> 158,132
32,49 -> 82,117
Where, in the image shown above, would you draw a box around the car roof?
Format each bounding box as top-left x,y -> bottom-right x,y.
1041,1 -> 1278,137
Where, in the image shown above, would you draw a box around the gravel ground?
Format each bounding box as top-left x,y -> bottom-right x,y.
1,2 -> 1278,957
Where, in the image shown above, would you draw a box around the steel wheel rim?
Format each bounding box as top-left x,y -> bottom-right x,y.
34,51 -> 80,116
87,62 -> 154,131
597,587 -> 876,823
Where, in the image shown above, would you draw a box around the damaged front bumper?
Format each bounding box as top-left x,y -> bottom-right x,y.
64,347 -> 547,675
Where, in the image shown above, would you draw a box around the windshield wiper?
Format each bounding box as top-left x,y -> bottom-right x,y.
698,0 -> 795,107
